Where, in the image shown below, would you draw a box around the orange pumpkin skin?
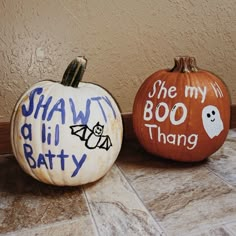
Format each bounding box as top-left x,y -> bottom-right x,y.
133,57 -> 231,162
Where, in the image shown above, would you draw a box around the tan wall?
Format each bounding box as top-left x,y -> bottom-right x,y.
0,0 -> 235,122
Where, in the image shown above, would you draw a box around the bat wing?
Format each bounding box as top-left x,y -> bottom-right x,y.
70,125 -> 91,140
98,135 -> 112,151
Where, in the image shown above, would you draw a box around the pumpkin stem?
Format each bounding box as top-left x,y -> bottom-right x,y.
170,56 -> 198,73
61,56 -> 87,87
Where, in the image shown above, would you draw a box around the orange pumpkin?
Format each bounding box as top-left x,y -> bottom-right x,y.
133,56 -> 231,162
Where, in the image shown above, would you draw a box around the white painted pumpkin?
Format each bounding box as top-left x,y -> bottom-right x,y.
11,57 -> 123,186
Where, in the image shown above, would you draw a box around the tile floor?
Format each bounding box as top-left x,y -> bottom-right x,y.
0,129 -> 236,236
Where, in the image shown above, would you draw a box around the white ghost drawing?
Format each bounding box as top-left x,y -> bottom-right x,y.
202,105 -> 224,139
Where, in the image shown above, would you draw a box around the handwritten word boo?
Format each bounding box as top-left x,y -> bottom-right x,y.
144,101 -> 187,125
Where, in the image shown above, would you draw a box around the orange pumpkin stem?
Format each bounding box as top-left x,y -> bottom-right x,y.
170,56 -> 198,73
61,56 -> 88,87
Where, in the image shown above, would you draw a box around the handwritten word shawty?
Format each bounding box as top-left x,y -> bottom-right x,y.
22,87 -> 117,125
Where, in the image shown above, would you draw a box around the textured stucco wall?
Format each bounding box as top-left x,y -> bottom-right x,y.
0,0 -> 235,122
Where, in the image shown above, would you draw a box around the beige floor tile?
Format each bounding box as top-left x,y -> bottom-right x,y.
84,164 -> 164,236
0,157 -> 95,235
1,129 -> 236,236
207,138 -> 236,186
225,221 -> 236,235
189,225 -> 234,236
117,142 -> 236,235
1,217 -> 95,236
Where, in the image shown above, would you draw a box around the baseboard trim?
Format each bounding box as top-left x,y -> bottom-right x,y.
1,105 -> 235,155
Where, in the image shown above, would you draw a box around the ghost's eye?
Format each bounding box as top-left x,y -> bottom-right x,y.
207,113 -> 211,118
212,110 -> 215,115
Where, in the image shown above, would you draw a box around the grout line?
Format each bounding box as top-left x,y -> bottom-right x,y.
204,165 -> 236,191
115,163 -> 167,236
81,186 -> 100,236
225,226 -> 236,236
180,221 -> 236,236
224,220 -> 236,235
202,133 -> 236,190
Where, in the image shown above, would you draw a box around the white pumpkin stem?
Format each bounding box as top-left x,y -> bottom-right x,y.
170,56 -> 198,73
61,56 -> 87,87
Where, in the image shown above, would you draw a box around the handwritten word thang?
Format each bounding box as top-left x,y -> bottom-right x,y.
145,124 -> 198,150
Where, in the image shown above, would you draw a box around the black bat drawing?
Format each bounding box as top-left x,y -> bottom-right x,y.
70,122 -> 112,151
